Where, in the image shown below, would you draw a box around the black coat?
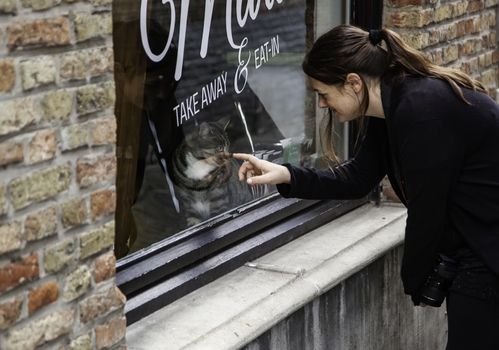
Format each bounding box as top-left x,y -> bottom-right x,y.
277,76 -> 499,304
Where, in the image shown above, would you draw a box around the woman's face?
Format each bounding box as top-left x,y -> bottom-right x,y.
309,76 -> 363,123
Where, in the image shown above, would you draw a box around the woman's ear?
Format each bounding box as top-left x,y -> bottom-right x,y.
345,73 -> 363,94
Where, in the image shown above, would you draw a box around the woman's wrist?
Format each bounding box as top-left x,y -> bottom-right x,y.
280,165 -> 292,184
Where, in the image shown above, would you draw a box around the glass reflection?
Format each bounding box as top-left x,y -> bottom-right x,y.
114,0 -> 315,256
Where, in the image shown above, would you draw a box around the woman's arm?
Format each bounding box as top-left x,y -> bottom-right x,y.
276,117 -> 388,200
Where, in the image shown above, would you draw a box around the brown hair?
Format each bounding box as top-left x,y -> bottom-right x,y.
303,24 -> 487,163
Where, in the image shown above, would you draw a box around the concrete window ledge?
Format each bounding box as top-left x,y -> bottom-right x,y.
126,203 -> 407,350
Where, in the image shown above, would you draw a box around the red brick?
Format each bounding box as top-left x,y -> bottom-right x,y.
0,296 -> 23,330
28,280 -> 58,315
492,50 -> 499,64
92,251 -> 116,283
95,315 -> 126,349
465,18 -> 476,33
0,142 -> 24,167
76,153 -> 116,188
7,17 -> 71,51
456,20 -> 466,37
387,9 -> 433,28
468,0 -> 485,12
91,189 -> 116,219
0,253 -> 39,293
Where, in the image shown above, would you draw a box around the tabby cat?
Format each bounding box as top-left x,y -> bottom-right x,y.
171,118 -> 254,226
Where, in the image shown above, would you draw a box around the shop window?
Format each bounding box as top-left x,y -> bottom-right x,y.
113,0 -> 382,324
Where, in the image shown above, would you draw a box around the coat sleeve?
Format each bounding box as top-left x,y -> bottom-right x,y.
276,117 -> 387,200
396,114 -> 463,305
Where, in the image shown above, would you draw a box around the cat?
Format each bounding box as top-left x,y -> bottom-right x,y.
171,118 -> 254,226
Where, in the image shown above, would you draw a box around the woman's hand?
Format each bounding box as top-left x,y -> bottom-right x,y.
233,153 -> 291,185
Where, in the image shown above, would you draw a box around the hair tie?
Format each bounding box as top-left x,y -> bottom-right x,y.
368,29 -> 383,45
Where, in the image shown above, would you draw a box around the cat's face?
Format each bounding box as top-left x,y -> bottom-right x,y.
184,119 -> 230,165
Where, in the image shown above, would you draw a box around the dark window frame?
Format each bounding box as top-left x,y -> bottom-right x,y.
116,0 -> 383,325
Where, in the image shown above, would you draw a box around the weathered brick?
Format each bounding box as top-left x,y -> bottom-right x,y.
0,0 -> 17,13
42,89 -> 73,123
28,280 -> 58,314
74,12 -> 112,42
443,45 -> 459,64
429,49 -> 443,65
88,47 -> 113,77
456,20 -> 466,37
60,51 -> 87,81
91,189 -> 116,219
0,97 -> 37,136
399,31 -> 429,50
61,198 -> 88,228
7,17 -> 71,51
21,0 -> 58,11
44,239 -> 75,273
4,309 -> 74,350
478,53 -> 488,68
25,206 -> 57,242
69,333 -> 92,350
20,56 -> 56,91
28,129 -> 58,164
466,0 -> 483,12
9,163 -> 71,210
62,123 -> 88,151
63,265 -> 91,301
386,9 -> 433,28
0,296 -> 23,330
95,315 -> 126,350
80,221 -> 114,259
80,286 -> 125,323
0,142 -> 24,167
77,153 -> 116,188
0,221 -> 23,255
438,23 -> 458,42
76,82 -> 115,115
0,253 -> 39,293
486,10 -> 496,27
0,59 -> 15,92
92,250 -> 115,283
90,117 -> 116,145
481,68 -> 498,87
452,1 -> 469,16
434,4 -> 452,22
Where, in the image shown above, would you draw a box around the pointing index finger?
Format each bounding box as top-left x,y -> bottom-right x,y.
233,153 -> 258,163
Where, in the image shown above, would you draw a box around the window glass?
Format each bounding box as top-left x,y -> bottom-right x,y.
113,0 -> 345,257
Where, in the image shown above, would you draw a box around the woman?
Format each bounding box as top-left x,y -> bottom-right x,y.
233,25 -> 499,349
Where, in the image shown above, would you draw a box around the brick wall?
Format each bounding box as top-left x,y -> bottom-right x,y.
382,0 -> 498,202
0,0 -> 125,349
